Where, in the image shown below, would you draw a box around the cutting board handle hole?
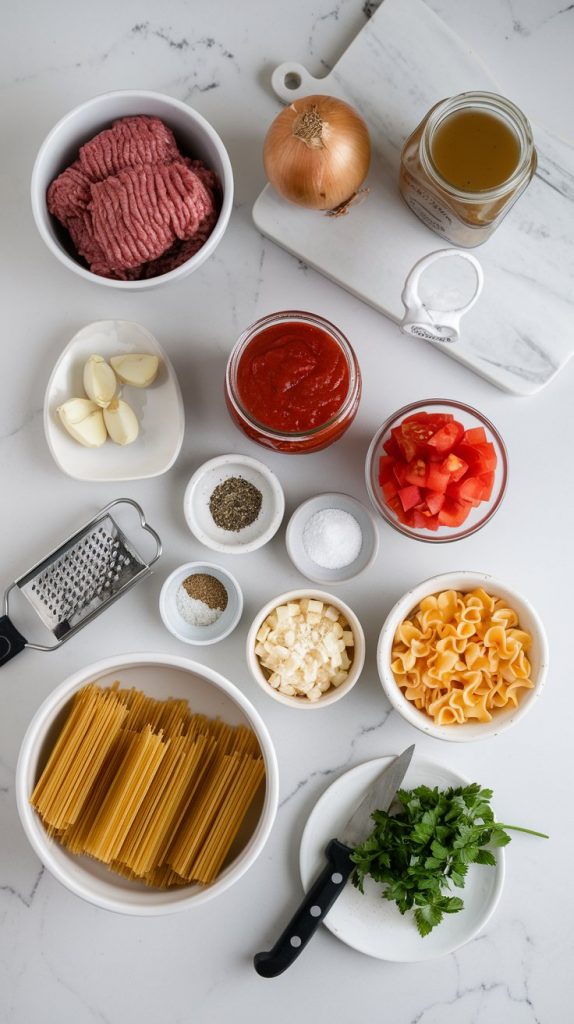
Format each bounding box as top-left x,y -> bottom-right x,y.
284,71 -> 302,90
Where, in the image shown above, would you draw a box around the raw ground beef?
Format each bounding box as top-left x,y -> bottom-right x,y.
46,115 -> 222,280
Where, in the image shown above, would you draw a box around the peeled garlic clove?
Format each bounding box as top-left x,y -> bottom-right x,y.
110,353 -> 159,388
83,354 -> 117,407
57,398 -> 107,448
103,398 -> 139,445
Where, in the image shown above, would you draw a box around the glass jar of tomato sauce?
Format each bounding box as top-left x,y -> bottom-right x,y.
225,311 -> 361,454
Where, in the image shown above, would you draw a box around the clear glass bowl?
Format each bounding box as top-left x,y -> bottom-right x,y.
365,399 -> 508,543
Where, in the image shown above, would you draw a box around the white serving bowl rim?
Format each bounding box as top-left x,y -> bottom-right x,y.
246,588 -> 365,709
30,89 -> 234,290
377,571 -> 549,742
16,652 -> 278,914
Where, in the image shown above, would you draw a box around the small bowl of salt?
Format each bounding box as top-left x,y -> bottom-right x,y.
159,561 -> 243,645
286,492 -> 379,585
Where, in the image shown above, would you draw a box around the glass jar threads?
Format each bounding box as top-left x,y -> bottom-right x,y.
225,311 -> 361,454
399,91 -> 537,247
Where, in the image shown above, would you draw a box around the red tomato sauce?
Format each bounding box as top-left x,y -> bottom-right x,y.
236,320 -> 350,433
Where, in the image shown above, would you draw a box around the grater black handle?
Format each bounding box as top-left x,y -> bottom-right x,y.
0,615 -> 27,665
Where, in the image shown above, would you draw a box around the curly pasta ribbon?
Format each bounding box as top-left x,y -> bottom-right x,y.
391,589 -> 534,725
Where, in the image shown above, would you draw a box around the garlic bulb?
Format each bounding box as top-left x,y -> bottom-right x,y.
103,398 -> 139,445
110,353 -> 159,388
83,355 -> 117,407
57,398 -> 107,447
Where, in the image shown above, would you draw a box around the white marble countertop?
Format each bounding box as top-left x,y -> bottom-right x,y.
1,1 -> 572,1021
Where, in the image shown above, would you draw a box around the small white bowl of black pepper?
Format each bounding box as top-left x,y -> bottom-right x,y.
159,561 -> 243,645
183,453 -> 285,554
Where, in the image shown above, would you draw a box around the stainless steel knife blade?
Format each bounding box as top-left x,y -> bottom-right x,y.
339,745 -> 415,849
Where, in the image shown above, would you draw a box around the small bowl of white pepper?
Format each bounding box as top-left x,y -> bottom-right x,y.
183,453 -> 285,554
159,561 -> 243,645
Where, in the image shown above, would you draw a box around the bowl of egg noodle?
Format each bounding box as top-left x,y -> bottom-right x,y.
377,571 -> 548,742
16,652 -> 278,914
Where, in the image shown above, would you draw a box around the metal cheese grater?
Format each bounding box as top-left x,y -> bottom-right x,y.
0,498 -> 161,666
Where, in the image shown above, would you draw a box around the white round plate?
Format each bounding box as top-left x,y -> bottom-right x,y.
44,319 -> 185,481
300,755 -> 505,962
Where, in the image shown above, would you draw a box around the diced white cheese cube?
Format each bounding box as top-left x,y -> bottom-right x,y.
342,631 -> 354,647
325,605 -> 340,621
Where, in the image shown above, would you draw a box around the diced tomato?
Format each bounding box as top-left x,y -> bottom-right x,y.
383,434 -> 402,459
455,441 -> 497,474
393,461 -> 409,487
462,426 -> 487,445
448,476 -> 485,503
425,490 -> 446,515
414,510 -> 439,531
387,495 -> 414,527
426,463 -> 450,493
437,497 -> 471,527
379,410 -> 497,533
394,421 -> 436,461
398,485 -> 422,512
405,458 -> 428,488
382,479 -> 398,502
479,471 -> 495,500
426,421 -> 465,455
440,453 -> 468,482
403,412 -> 453,427
378,454 -> 395,484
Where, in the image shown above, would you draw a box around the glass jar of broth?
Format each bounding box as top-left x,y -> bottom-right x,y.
399,91 -> 537,246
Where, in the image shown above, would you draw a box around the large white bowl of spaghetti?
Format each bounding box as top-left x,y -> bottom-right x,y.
16,653 -> 278,914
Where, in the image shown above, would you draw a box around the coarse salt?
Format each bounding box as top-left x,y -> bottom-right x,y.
176,586 -> 223,627
302,507 -> 363,570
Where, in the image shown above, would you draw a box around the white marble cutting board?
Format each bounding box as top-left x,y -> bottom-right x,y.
252,0 -> 574,395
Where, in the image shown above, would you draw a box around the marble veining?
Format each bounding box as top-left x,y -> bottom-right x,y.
0,1 -> 572,1022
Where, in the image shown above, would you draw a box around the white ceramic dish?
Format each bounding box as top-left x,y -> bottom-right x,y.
31,90 -> 233,289
159,561 -> 243,646
184,454 -> 285,554
246,588 -> 365,709
377,571 -> 549,742
285,492 -> 379,584
300,754 -> 505,962
44,319 -> 184,482
16,652 -> 278,916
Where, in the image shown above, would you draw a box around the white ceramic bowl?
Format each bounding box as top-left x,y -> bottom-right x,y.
184,454 -> 285,554
285,492 -> 379,584
377,571 -> 548,742
159,561 -> 243,646
44,320 -> 185,481
31,90 -> 233,289
247,589 -> 365,709
16,653 -> 278,914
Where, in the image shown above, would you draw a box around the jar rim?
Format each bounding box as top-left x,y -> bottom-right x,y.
226,310 -> 361,441
421,91 -> 536,202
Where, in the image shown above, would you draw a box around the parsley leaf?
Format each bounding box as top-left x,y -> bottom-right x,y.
350,783 -> 548,936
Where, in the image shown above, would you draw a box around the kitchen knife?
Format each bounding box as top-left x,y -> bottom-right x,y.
254,745 -> 415,978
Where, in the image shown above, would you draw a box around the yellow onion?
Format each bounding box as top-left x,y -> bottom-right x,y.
263,94 -> 371,211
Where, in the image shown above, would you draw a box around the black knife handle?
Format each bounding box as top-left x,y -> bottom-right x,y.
254,839 -> 355,978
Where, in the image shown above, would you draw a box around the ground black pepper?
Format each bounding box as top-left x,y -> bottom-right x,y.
209,476 -> 262,532
182,573 -> 228,611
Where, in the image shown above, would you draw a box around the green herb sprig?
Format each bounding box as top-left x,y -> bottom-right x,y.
351,784 -> 548,937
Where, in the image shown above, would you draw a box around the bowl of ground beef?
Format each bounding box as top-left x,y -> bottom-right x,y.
31,90 -> 233,288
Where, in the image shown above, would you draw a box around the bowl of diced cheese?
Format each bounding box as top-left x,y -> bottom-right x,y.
246,590 -> 365,709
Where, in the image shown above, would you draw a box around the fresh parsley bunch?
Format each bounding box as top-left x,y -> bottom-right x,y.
351,784 -> 547,937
